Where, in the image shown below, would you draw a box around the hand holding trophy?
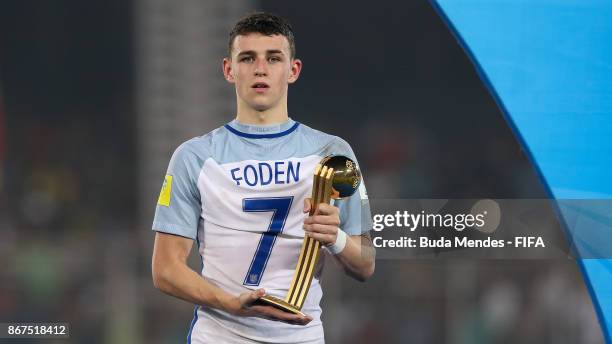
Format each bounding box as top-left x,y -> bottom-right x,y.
256,155 -> 362,315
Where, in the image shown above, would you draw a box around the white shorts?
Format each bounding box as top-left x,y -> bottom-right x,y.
188,308 -> 325,344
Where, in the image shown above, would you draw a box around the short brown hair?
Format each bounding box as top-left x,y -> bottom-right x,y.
228,12 -> 296,59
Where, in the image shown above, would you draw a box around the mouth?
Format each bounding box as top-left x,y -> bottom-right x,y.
251,82 -> 270,93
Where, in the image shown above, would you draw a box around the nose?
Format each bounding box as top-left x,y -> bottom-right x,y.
254,58 -> 267,77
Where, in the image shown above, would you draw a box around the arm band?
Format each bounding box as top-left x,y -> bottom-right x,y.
326,228 -> 347,255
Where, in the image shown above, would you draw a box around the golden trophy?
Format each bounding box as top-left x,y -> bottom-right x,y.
256,155 -> 362,315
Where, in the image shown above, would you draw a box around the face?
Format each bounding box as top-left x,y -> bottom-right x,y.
223,33 -> 302,112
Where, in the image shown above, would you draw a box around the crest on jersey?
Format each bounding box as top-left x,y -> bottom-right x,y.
249,274 -> 259,284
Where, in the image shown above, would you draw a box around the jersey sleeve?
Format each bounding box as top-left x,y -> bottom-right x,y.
152,142 -> 204,240
327,137 -> 373,236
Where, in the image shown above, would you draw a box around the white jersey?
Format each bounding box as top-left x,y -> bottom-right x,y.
152,118 -> 371,344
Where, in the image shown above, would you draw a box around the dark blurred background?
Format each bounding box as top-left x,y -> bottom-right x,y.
0,0 -> 603,343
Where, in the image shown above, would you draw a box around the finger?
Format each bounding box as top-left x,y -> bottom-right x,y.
304,215 -> 340,226
283,313 -> 313,325
304,223 -> 338,235
303,198 -> 312,213
242,289 -> 265,306
315,203 -> 339,216
251,305 -> 312,325
285,316 -> 313,326
261,307 -> 312,325
305,231 -> 335,244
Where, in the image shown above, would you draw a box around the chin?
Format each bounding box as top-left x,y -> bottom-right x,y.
250,102 -> 273,112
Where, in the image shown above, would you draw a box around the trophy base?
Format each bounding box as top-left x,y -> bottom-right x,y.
256,295 -> 307,317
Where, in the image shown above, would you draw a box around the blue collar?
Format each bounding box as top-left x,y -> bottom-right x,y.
224,118 -> 300,139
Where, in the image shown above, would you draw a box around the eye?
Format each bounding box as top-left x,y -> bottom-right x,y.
240,56 -> 254,63
268,56 -> 282,63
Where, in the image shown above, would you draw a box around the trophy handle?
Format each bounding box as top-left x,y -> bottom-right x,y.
284,165 -> 334,310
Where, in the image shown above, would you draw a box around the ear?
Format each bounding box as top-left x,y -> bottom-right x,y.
223,57 -> 235,83
288,58 -> 302,84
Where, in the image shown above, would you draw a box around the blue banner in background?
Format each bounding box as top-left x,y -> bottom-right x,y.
431,0 -> 612,341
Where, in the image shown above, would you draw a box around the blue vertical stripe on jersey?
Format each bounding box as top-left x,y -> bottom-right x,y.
187,306 -> 198,344
187,226 -> 204,343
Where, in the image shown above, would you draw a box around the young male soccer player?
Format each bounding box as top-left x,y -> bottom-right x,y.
151,13 -> 375,343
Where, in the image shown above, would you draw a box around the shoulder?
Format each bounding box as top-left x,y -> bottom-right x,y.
171,125 -> 231,160
297,122 -> 355,155
168,125 -> 229,169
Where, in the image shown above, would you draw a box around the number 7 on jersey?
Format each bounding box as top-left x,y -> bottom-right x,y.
242,196 -> 294,286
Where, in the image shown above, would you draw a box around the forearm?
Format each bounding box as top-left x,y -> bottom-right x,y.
153,258 -> 312,325
151,232 -> 311,325
333,234 -> 376,281
153,260 -> 235,311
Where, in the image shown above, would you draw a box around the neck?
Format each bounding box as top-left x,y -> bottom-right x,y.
235,98 -> 289,125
